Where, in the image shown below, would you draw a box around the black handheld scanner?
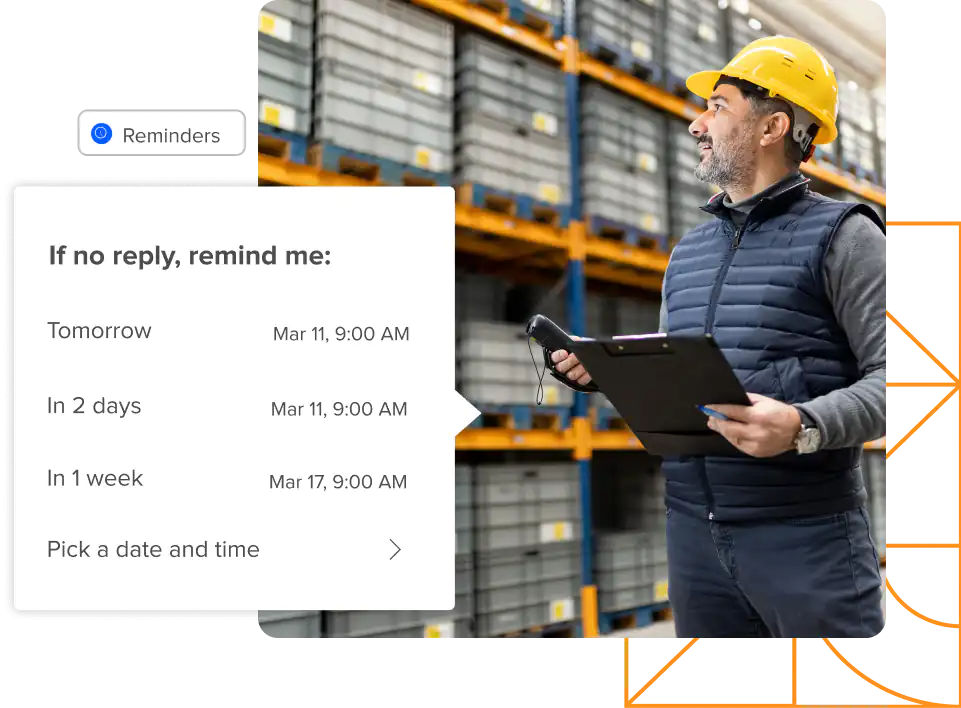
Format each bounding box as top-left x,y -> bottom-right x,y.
526,314 -> 575,353
525,314 -> 600,394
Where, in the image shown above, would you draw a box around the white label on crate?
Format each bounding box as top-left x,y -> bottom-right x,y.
259,11 -> 293,43
637,152 -> 658,174
697,23 -> 717,43
532,111 -> 558,137
655,579 -> 669,602
412,70 -> 442,96
732,0 -> 750,15
537,183 -> 561,204
424,621 -> 454,638
541,521 -> 573,543
549,597 -> 574,622
524,0 -> 553,12
631,40 -> 653,62
259,99 -> 296,132
413,146 -> 439,171
640,213 -> 660,234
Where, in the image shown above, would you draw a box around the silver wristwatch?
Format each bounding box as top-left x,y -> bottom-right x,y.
794,411 -> 821,454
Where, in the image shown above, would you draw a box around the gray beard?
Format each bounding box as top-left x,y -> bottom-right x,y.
694,138 -> 756,194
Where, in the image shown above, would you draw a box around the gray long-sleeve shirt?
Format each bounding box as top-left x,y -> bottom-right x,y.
658,172 -> 886,450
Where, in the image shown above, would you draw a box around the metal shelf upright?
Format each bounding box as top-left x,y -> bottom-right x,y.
560,0 -> 600,639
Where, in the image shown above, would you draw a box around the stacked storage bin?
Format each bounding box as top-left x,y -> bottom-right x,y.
592,295 -> 662,410
455,270 -> 509,324
259,610 -> 322,638
474,463 -> 582,635
837,74 -> 878,183
724,0 -> 767,56
581,82 -> 670,249
595,532 -> 669,612
457,321 -> 573,407
616,296 -> 662,335
874,89 -> 886,186
259,0 -> 314,141
456,34 -> 571,220
862,452 -> 885,558
314,0 -> 454,182
664,0 -> 727,100
324,465 -> 475,637
593,459 -> 669,612
577,0 -> 663,82
668,118 -> 716,248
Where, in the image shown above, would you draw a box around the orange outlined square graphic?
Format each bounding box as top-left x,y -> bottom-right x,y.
623,218 -> 961,708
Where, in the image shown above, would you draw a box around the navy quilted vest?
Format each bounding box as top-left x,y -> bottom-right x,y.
662,180 -> 885,521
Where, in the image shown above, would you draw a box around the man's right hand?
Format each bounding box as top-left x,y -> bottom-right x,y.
550,349 -> 593,386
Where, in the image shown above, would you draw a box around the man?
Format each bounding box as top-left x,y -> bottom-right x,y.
551,36 -> 885,638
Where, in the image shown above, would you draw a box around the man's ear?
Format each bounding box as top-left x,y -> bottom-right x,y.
759,112 -> 792,148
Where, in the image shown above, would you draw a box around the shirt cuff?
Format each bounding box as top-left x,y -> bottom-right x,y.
796,406 -> 816,429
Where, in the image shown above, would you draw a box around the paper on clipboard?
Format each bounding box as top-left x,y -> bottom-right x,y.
610,333 -> 667,340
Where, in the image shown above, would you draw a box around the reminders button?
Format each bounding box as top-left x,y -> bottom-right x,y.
79,110 -> 245,156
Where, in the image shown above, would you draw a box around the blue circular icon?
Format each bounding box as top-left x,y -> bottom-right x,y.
91,123 -> 113,145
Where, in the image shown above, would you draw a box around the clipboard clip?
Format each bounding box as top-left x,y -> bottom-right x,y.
525,314 -> 601,398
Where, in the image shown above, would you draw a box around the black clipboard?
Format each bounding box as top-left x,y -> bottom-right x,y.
568,333 -> 751,456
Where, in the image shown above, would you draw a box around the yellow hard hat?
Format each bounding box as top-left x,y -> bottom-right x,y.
686,36 -> 840,146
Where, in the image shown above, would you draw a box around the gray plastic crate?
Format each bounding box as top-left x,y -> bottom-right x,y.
456,273 -> 509,322
474,463 -> 581,552
258,17 -> 313,136
475,545 -> 580,636
314,59 -> 453,172
878,141 -> 885,183
581,82 -> 669,232
615,298 -> 661,334
664,0 -> 726,82
457,325 -> 530,364
456,115 -> 571,201
599,585 -> 655,612
578,0 -> 662,69
457,88 -> 567,136
597,534 -> 650,571
668,120 -> 716,239
837,74 -> 875,134
316,22 -> 453,92
725,7 -> 768,56
456,35 -> 570,202
325,557 -> 473,637
839,120 -> 877,176
457,328 -> 567,406
457,34 -> 566,106
261,0 -> 313,52
457,464 -> 473,556
862,451 -> 885,553
258,610 -> 323,638
317,0 -> 454,69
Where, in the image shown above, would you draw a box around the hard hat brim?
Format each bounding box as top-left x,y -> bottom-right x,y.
686,69 -> 837,145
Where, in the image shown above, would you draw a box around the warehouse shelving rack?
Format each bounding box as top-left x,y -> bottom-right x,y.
257,0 -> 888,638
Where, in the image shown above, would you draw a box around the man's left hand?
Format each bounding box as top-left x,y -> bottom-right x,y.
704,393 -> 802,457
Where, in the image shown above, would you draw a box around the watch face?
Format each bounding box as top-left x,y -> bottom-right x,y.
797,428 -> 820,454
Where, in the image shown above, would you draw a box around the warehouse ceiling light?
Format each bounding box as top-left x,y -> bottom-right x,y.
748,18 -> 763,31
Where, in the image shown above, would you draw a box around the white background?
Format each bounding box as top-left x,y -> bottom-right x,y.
13,187 -> 462,610
0,0 -> 257,176
0,0 -> 624,704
